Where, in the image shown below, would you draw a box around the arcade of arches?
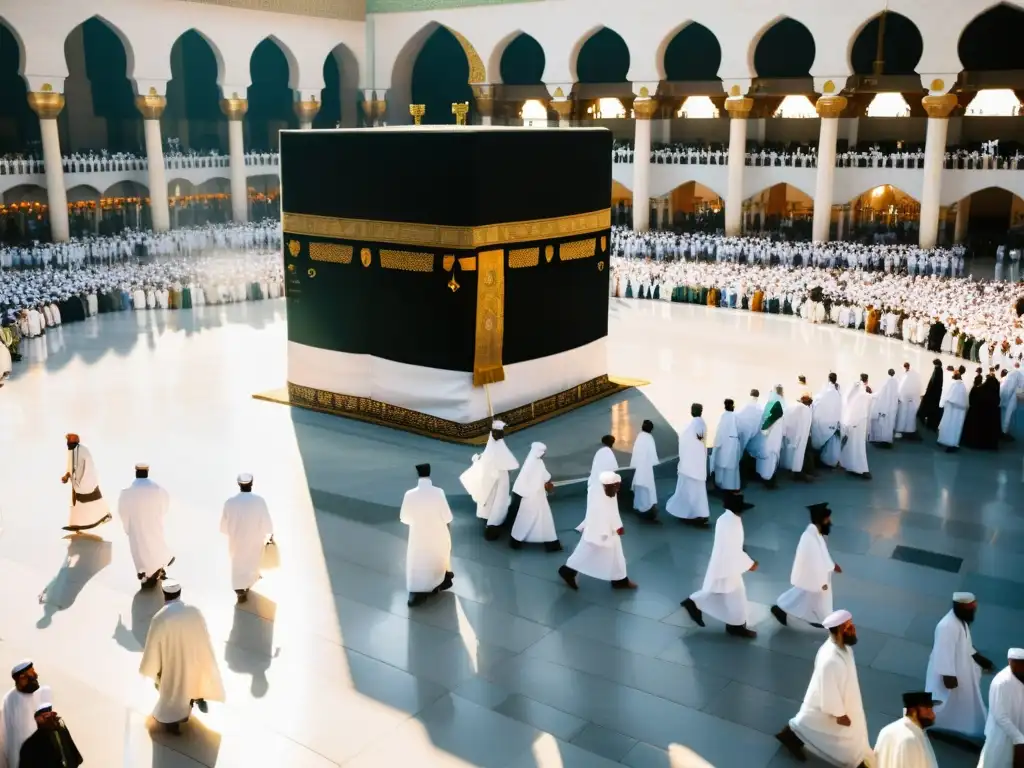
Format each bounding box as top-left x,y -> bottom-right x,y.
2,6 -> 1024,247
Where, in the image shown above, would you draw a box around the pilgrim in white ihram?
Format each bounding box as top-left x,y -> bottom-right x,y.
938,374 -> 969,450
461,420 -> 519,539
711,400 -> 742,491
895,363 -> 923,439
220,473 -> 274,602
118,463 -> 174,589
400,463 -> 454,606
977,648 -> 1024,768
873,691 -> 940,768
510,443 -> 560,550
811,377 -> 843,468
666,405 -> 710,525
840,378 -> 872,478
780,394 -> 813,478
62,433 -> 112,532
558,471 -> 636,590
0,660 -> 42,768
868,370 -> 899,446
629,420 -> 660,521
772,503 -> 840,627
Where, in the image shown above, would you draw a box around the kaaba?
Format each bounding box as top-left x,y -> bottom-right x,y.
261,126 -> 628,443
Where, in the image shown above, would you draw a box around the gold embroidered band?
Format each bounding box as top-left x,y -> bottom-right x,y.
309,242 -> 353,264
380,250 -> 434,272
473,249 -> 505,386
282,208 -> 611,249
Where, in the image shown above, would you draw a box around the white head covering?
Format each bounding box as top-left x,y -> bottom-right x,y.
480,427 -> 519,471
822,609 -> 852,629
491,420 -> 506,430
34,686 -> 53,714
600,471 -> 621,485
1009,648 -> 1024,661
162,579 -> 182,597
237,473 -> 253,484
512,443 -> 547,496
11,660 -> 32,676
953,592 -> 976,604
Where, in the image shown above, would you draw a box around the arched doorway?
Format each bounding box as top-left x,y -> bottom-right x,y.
62,17 -> 138,154
669,181 -> 724,232
611,180 -> 632,227
959,4 -> 1024,72
849,184 -> 921,242
165,30 -> 225,154
313,46 -> 359,129
410,27 -> 473,125
100,179 -> 148,234
0,21 -> 38,156
849,12 -> 923,76
498,33 -> 547,123
745,183 -> 814,238
1,184 -> 47,244
247,173 -> 280,221
663,23 -> 722,82
753,19 -> 816,80
246,38 -> 296,151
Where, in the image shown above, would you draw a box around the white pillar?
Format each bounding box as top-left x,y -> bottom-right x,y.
28,91 -> 69,242
954,196 -> 971,244
222,98 -> 249,224
631,98 -> 656,231
812,95 -> 847,242
724,97 -> 752,237
137,94 -> 170,232
919,94 -> 957,250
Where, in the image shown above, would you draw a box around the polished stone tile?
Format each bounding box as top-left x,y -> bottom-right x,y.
2,298 -> 1022,767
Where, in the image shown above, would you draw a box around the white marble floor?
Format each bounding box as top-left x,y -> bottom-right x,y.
0,298 -> 1014,767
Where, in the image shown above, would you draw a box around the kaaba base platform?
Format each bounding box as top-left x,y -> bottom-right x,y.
267,125 -> 619,443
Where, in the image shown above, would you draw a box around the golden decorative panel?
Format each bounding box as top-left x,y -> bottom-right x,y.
287,240 -> 301,257
307,268 -> 317,278
508,247 -> 539,269
473,250 -> 505,387
600,236 -> 607,252
447,27 -> 486,84
309,242 -> 353,264
544,245 -> 554,263
170,0 -> 365,21
443,255 -> 456,271
380,250 -> 434,272
559,239 -> 597,261
598,260 -> 605,271
282,209 -> 611,249
266,374 -> 627,444
458,256 -> 477,271
360,248 -> 372,267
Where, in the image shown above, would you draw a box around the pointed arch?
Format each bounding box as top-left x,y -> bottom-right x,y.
959,3 -> 1024,71
848,11 -> 924,76
315,43 -> 359,129
103,180 -> 149,199
491,31 -> 545,86
169,28 -> 226,86
256,35 -> 299,90
0,17 -> 26,76
66,184 -> 102,203
573,26 -> 630,84
66,14 -> 136,81
3,183 -> 47,205
846,183 -> 921,205
659,21 -> 722,82
0,18 -> 36,155
750,16 -> 816,79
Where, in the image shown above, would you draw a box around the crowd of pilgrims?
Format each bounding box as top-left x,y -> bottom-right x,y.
0,149 -> 281,176
611,140 -> 1022,170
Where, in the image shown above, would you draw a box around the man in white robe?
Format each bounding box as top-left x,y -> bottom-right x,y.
460,420 -> 519,540
924,592 -> 993,740
558,472 -> 636,591
895,362 -> 923,440
139,580 -> 225,734
1000,364 -> 1023,435
61,433 -> 112,532
220,473 -> 274,603
776,610 -> 874,768
629,420 -> 660,522
400,464 -> 454,606
735,389 -> 762,456
666,404 -> 710,527
874,691 -> 940,768
0,661 -> 42,768
756,386 -> 786,487
587,434 -> 619,488
812,375 -> 843,468
869,369 -> 899,448
681,494 -> 758,638
510,445 -> 559,550
937,373 -> 969,452
712,400 -> 742,492
772,503 -> 841,628
840,379 -> 872,479
118,463 -> 174,590
977,648 -> 1024,768
780,395 -> 813,480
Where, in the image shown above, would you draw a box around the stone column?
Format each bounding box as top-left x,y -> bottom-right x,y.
954,196 -> 971,244
724,96 -> 752,236
631,98 -> 657,231
473,85 -> 494,126
27,89 -> 69,242
221,97 -> 249,224
919,94 -> 958,250
136,92 -> 170,232
294,99 -> 320,130
811,93 -> 848,242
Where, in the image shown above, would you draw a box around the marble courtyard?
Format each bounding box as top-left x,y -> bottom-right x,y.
0,297 -> 1018,767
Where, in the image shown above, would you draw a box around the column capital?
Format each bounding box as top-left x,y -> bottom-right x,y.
922,93 -> 958,119
374,100 -> 387,123
294,99 -> 321,123
633,97 -> 659,120
724,97 -> 753,119
220,98 -> 248,121
815,95 -> 848,119
28,90 -> 65,120
136,94 -> 167,120
546,84 -> 573,101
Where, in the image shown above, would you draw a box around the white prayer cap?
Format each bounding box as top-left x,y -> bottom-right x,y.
11,659 -> 32,676
822,609 -> 853,629
953,592 -> 976,604
237,473 -> 253,484
599,471 -> 621,485
162,579 -> 182,597
1010,648 -> 1024,661
34,686 -> 53,714
491,420 -> 506,430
